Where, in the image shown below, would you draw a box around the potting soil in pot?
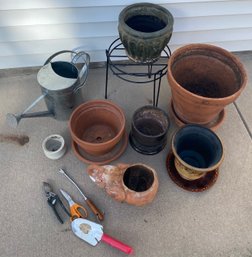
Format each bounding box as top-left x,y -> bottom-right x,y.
172,53 -> 242,99
134,118 -> 164,136
182,79 -> 221,98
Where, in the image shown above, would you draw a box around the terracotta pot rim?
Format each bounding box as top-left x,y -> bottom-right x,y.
122,163 -> 158,193
69,99 -> 126,147
132,105 -> 170,138
119,2 -> 174,39
171,124 -> 224,172
168,43 -> 248,102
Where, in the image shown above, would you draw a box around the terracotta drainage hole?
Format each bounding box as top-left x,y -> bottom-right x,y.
82,124 -> 117,143
126,15 -> 166,33
123,165 -> 154,192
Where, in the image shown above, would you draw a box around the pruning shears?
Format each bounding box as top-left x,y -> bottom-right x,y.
43,182 -> 70,224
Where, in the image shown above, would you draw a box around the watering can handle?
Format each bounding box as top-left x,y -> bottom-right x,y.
71,51 -> 90,92
43,50 -> 90,93
43,50 -> 77,65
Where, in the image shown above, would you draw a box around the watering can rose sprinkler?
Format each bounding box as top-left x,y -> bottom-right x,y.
6,50 -> 90,128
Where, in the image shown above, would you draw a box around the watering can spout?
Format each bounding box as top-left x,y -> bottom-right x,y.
6,94 -> 54,128
6,111 -> 54,128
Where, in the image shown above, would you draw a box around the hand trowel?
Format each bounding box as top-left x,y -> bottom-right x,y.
71,218 -> 133,255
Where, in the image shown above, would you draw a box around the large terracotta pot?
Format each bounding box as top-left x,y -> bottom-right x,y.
118,2 -> 174,63
87,163 -> 159,206
69,100 -> 126,156
167,44 -> 247,125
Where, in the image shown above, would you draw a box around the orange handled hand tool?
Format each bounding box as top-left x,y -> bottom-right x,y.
59,168 -> 104,221
60,189 -> 88,221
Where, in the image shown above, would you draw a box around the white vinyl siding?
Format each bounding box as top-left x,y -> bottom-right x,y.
0,0 -> 252,69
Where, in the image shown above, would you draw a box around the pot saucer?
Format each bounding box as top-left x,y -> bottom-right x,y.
72,132 -> 128,165
129,132 -> 166,155
169,101 -> 226,131
166,151 -> 219,192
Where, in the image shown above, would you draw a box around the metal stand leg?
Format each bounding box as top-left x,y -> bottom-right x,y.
155,72 -> 163,107
153,74 -> 157,106
147,63 -> 153,79
105,50 -> 109,99
104,38 -> 170,104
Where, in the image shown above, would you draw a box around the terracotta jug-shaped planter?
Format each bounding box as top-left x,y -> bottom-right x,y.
87,163 -> 159,206
167,44 -> 247,126
172,125 -> 224,181
118,2 -> 174,63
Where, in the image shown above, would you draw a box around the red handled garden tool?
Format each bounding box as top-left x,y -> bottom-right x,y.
71,218 -> 133,255
60,188 -> 133,254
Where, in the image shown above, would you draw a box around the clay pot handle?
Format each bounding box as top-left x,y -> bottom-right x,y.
87,165 -> 106,188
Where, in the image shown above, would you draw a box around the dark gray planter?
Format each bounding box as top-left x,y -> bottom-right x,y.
118,2 -> 174,63
129,105 -> 170,155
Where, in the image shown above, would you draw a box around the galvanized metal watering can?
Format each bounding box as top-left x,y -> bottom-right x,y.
6,50 -> 90,128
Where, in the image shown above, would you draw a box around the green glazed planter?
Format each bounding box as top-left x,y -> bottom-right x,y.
118,2 -> 174,63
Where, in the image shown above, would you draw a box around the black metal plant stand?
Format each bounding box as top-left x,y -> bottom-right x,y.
105,38 -> 171,107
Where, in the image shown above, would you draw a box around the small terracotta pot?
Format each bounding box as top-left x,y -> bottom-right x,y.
87,163 -> 159,206
129,105 -> 170,155
167,44 -> 247,125
69,100 -> 126,156
172,124 -> 224,181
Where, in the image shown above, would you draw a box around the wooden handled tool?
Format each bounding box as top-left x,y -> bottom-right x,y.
59,168 -> 104,221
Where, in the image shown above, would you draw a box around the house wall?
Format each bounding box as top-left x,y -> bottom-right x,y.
0,0 -> 252,69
